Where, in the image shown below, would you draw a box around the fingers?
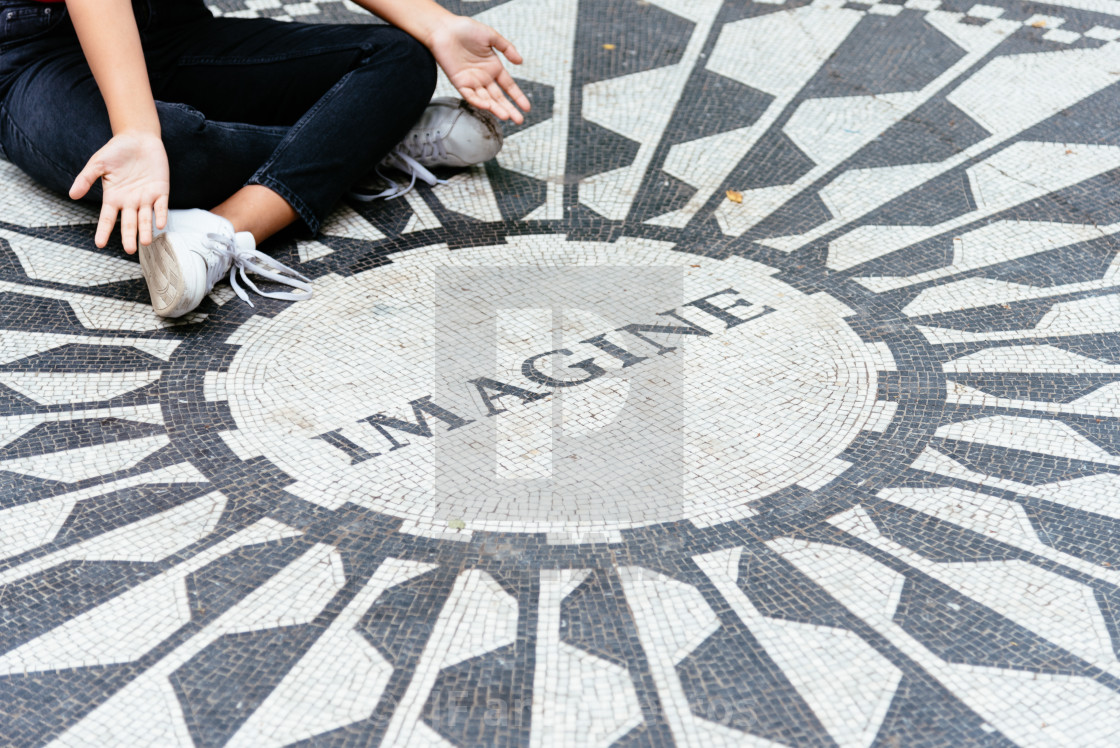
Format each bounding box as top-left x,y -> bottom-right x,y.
461,76 -> 520,124
154,194 -> 168,231
497,68 -> 531,115
486,81 -> 522,124
120,206 -> 138,254
457,82 -> 485,109
490,32 -> 523,65
69,158 -> 104,201
73,133 -> 171,253
457,85 -> 489,113
461,84 -> 502,120
487,30 -> 529,120
95,202 -> 118,250
138,204 -> 153,247
96,195 -> 164,253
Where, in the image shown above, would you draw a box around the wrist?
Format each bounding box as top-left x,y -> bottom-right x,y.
107,98 -> 161,139
415,8 -> 460,50
113,125 -> 162,140
111,113 -> 161,140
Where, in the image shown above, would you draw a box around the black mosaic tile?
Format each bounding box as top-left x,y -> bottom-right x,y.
3,0 -> 1120,744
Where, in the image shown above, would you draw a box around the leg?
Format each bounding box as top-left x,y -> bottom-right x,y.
0,47 -> 306,315
2,15 -> 438,317
211,186 -> 297,246
0,52 -> 289,222
147,17 -> 438,236
5,17 -> 438,241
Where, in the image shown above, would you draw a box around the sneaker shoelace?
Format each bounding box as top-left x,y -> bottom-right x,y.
204,232 -> 312,306
352,130 -> 449,201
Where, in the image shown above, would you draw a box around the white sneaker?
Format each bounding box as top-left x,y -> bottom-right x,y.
139,209 -> 311,318
351,98 -> 504,201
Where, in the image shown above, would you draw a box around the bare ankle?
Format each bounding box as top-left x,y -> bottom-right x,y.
212,185 -> 298,244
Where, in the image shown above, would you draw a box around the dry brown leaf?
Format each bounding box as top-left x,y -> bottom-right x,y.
726,189 -> 743,203
1030,20 -> 1046,27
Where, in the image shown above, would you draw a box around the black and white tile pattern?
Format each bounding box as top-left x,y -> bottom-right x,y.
3,0 -> 1120,744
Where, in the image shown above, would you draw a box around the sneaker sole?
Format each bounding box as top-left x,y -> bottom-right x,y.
139,235 -> 187,317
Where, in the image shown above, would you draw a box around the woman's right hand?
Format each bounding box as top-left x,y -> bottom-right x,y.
427,14 -> 529,124
69,131 -> 170,254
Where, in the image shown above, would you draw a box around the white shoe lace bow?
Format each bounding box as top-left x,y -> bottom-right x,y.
205,232 -> 312,306
354,130 -> 449,201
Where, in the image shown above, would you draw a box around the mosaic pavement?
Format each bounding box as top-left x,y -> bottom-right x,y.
3,0 -> 1120,745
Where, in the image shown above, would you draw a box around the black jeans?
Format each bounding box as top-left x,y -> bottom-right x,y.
0,0 -> 436,233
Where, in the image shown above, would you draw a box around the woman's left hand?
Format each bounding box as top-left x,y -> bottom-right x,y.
427,15 -> 530,124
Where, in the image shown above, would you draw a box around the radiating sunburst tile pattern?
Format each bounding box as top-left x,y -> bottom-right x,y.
3,0 -> 1120,744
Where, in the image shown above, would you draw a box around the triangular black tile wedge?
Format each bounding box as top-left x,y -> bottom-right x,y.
0,664 -> 139,747
676,625 -> 832,746
572,0 -> 693,86
357,568 -> 454,668
172,625 -> 322,748
560,569 -> 632,668
894,575 -> 1090,673
870,674 -> 1017,748
421,643 -> 525,746
0,561 -> 159,654
186,539 -> 306,622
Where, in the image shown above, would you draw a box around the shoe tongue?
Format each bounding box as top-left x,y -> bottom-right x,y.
166,208 -> 235,237
233,231 -> 257,255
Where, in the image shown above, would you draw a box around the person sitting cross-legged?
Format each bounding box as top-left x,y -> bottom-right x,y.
0,0 -> 529,316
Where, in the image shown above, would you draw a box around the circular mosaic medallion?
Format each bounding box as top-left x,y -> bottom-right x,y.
197,236 -> 897,538
4,0 -> 1120,745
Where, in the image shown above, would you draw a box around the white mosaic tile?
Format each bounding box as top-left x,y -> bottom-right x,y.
3,0 -> 1120,743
